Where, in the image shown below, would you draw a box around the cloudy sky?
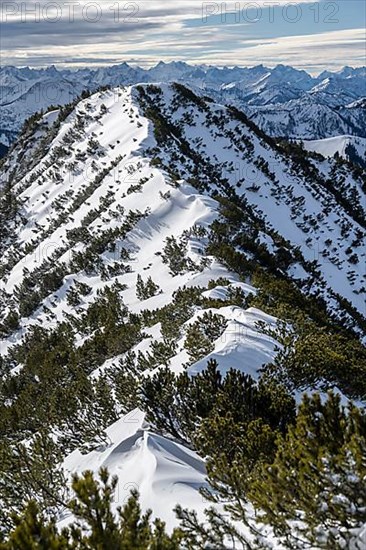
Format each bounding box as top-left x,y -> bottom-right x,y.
0,0 -> 364,71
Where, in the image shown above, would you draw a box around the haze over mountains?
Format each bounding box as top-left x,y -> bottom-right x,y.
1,62 -> 365,153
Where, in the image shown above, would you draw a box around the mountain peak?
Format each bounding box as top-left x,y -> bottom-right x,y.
0,62 -> 365,150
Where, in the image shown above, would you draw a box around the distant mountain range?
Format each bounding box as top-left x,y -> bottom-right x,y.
1,62 -> 365,153
301,135 -> 366,169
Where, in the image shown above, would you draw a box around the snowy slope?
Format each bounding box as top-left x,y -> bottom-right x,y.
60,409 -> 209,532
0,85 -> 284,358
302,135 -> 366,166
1,83 -> 365,530
2,85 -> 365,332
0,85 -> 282,529
135,85 -> 366,322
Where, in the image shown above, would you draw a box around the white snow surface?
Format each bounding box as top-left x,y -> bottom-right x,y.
60,409 -> 209,532
0,85 -> 284,527
302,135 -> 366,160
0,83 -> 365,536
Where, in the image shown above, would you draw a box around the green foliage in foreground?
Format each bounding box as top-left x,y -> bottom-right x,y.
249,392 -> 366,549
140,359 -> 296,454
1,469 -> 184,549
184,391 -> 366,550
2,393 -> 365,549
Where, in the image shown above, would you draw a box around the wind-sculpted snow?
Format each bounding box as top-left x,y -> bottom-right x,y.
133,84 -> 366,323
0,83 -> 365,533
60,409 -> 209,532
1,85 -> 365,340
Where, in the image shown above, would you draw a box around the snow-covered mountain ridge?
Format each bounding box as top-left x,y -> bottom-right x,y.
0,83 -> 365,546
2,84 -> 365,329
